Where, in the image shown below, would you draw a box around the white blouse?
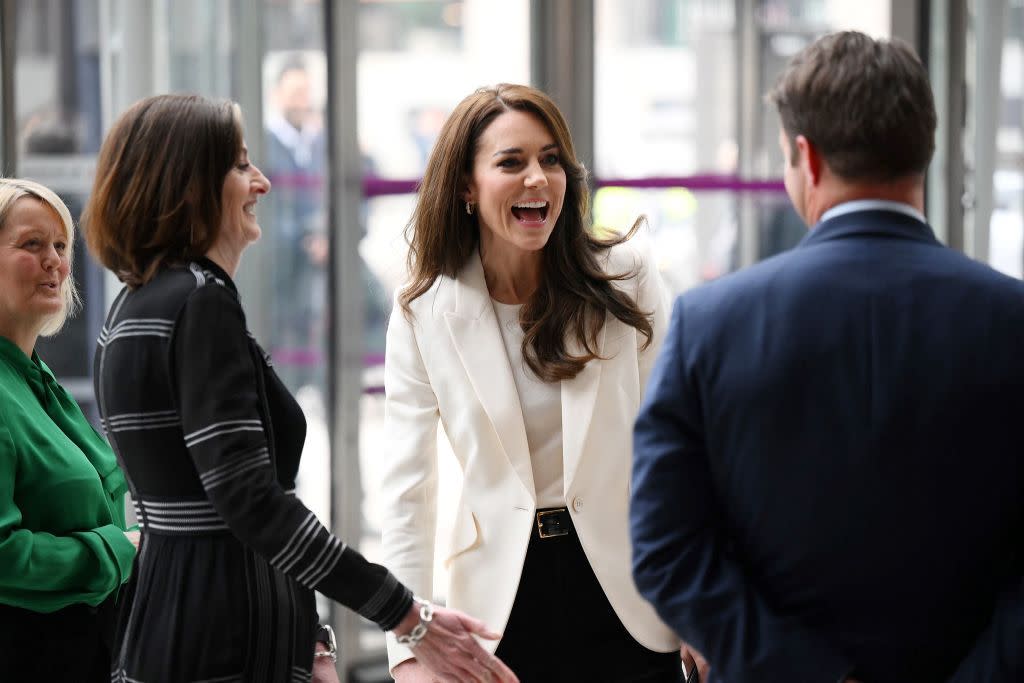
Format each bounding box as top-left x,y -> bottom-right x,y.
491,299 -> 566,509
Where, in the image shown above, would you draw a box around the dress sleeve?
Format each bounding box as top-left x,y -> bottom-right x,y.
171,284 -> 412,630
0,423 -> 135,611
378,295 -> 441,669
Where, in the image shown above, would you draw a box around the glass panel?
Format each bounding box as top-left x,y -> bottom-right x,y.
164,0 -> 234,96
15,0 -> 104,423
256,0 -> 332,616
595,0 -> 891,296
988,1 -> 1024,278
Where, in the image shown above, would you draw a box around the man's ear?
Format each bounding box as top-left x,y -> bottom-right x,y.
795,134 -> 823,186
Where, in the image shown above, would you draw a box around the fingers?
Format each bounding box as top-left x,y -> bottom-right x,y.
455,612 -> 502,640
414,620 -> 518,683
477,651 -> 518,683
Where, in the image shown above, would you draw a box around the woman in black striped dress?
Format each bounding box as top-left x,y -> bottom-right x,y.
83,94 -> 517,683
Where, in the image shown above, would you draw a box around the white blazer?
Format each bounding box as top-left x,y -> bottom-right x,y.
379,240 -> 680,668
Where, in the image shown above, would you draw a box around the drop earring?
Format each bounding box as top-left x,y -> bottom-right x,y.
465,201 -> 473,215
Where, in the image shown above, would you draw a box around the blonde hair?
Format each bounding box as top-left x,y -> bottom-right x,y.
0,178 -> 80,335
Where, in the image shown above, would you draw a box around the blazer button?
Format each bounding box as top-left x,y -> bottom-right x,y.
571,497 -> 583,512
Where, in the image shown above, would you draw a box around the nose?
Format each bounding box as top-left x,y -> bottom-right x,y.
524,159 -> 548,189
251,164 -> 271,195
41,243 -> 61,270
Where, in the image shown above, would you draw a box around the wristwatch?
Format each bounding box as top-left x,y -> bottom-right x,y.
314,624 -> 337,663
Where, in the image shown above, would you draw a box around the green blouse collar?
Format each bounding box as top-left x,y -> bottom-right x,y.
0,334 -> 43,376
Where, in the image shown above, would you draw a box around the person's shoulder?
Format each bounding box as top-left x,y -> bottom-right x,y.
598,237 -> 661,297
395,272 -> 457,321
601,237 -> 648,273
119,263 -> 242,331
679,248 -> 794,307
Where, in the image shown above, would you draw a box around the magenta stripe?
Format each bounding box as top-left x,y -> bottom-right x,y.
363,174 -> 785,198
594,175 -> 786,192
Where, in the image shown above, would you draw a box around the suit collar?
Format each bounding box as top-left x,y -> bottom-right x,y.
819,199 -> 926,224
450,249 -> 493,320
799,208 -> 941,249
445,250 -> 536,498
444,249 -> 608,498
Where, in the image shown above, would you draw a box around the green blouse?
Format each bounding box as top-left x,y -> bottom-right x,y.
0,335 -> 135,612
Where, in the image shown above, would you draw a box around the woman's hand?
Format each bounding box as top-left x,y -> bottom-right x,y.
681,642 -> 710,681
311,643 -> 341,683
124,530 -> 141,551
393,603 -> 518,683
393,659 -> 437,683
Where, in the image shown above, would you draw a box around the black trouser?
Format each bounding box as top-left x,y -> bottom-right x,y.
0,597 -> 118,682
495,508 -> 683,683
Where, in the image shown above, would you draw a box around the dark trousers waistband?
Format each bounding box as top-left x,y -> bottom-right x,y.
534,507 -> 574,539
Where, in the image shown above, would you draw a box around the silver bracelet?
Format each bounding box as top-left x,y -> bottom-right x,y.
313,624 -> 337,663
394,597 -> 434,648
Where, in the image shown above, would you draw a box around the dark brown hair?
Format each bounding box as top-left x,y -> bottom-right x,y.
400,83 -> 652,382
82,94 -> 243,287
767,31 -> 936,181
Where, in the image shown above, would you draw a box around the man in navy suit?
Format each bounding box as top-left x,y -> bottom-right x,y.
631,31 -> 1023,683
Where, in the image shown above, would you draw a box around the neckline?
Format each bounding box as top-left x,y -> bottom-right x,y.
0,335 -> 43,375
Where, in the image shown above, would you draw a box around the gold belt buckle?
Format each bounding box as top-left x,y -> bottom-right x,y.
536,508 -> 569,538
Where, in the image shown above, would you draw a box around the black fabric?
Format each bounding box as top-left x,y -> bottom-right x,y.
495,512 -> 683,683
94,259 -> 411,683
0,598 -> 117,682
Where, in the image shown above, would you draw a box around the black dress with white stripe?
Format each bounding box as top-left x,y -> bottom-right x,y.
94,258 -> 412,683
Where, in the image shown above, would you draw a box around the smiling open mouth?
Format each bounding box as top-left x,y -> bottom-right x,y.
511,201 -> 548,223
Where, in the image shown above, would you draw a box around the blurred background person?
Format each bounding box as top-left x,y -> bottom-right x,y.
380,83 -> 683,683
264,53 -> 328,391
0,177 -> 138,682
84,93 -> 518,683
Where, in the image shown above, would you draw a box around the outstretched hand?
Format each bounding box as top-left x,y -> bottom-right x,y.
394,604 -> 519,683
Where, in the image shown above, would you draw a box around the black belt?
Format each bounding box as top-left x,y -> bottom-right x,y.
534,507 -> 573,539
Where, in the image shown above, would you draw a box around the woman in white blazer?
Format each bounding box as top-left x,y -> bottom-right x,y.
381,84 -> 682,682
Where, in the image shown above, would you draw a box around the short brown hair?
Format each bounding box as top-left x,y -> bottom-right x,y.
83,94 -> 243,287
400,83 -> 652,382
767,31 -> 936,181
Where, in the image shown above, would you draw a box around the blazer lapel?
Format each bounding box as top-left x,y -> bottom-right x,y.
444,251 -> 536,500
560,311 -> 606,491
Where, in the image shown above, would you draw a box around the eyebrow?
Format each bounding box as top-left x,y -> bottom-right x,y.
493,143 -> 559,157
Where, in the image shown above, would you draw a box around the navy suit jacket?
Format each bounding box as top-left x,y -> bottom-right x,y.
632,209 -> 1024,683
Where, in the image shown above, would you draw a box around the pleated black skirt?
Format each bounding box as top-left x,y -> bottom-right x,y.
113,532 -> 318,683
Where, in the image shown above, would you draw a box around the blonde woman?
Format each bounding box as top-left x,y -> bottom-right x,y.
0,178 -> 138,682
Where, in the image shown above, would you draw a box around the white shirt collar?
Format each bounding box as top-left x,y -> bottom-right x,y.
819,199 -> 926,225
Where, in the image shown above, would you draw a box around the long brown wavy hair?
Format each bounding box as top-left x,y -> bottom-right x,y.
400,84 -> 652,382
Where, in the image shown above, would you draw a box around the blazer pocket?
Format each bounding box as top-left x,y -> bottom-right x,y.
444,507 -> 481,568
